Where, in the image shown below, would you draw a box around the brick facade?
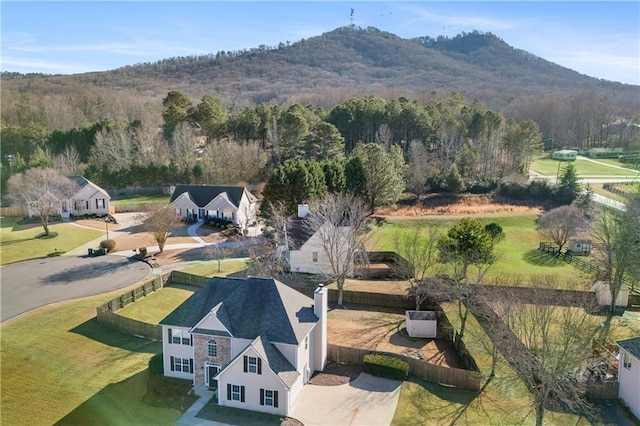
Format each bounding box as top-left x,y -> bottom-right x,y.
193,334 -> 232,387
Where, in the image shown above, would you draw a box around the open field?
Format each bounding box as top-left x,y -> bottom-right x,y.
110,194 -> 170,205
0,218 -> 103,265
530,157 -> 640,177
595,158 -> 640,170
367,214 -> 587,289
0,283 -> 186,425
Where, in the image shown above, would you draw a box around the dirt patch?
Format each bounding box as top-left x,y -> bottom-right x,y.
328,304 -> 464,369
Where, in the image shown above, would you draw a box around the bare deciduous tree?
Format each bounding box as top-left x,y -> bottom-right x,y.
7,168 -> 78,235
488,279 -> 600,426
136,204 -> 181,253
304,193 -> 367,306
52,145 -> 83,176
537,205 -> 585,254
393,224 -> 443,310
591,199 -> 640,312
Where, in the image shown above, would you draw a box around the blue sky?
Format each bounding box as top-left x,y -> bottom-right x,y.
2,1 -> 639,85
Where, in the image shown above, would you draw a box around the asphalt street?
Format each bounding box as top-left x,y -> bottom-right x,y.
0,254 -> 150,322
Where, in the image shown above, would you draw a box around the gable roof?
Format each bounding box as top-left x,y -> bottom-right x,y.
617,337 -> 640,360
160,277 -> 318,345
169,185 -> 257,208
250,335 -> 300,387
287,218 -> 316,250
68,176 -> 110,199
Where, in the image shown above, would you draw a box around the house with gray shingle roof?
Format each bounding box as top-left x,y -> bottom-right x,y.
159,276 -> 327,416
27,175 -> 110,219
169,184 -> 257,228
616,337 -> 640,420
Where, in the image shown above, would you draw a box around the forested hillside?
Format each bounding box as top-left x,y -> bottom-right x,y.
2,27 -> 639,207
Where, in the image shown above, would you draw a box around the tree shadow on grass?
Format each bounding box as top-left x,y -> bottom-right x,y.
55,370 -> 196,426
522,249 -> 566,267
69,317 -> 161,354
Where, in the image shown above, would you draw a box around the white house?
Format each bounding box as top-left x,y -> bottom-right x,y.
551,149 -> 578,161
67,176 -> 110,217
284,205 -> 355,276
159,277 -> 327,416
27,176 -> 110,219
616,337 -> 640,420
169,185 -> 257,228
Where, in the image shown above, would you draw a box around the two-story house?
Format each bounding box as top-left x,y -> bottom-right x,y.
159,277 -> 327,416
617,337 -> 640,420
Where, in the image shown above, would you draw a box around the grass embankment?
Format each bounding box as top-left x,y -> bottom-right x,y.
530,157 -> 640,177
0,285 -> 186,425
367,214 -> 585,288
0,218 -> 103,265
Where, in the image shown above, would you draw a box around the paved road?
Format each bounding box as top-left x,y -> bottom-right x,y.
0,255 -> 150,322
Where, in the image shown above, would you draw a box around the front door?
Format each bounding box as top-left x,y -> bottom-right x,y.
199,209 -> 205,219
205,363 -> 220,390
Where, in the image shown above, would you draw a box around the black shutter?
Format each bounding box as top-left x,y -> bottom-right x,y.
257,358 -> 262,374
260,388 -> 264,405
243,356 -> 248,372
240,386 -> 245,402
168,328 -> 172,343
274,390 -> 279,408
190,335 -> 193,346
170,356 -> 175,371
189,359 -> 194,374
227,384 -> 231,400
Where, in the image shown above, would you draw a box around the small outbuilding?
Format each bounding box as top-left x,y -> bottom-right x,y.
405,310 -> 437,338
551,150 -> 578,161
567,239 -> 592,255
592,282 -> 629,307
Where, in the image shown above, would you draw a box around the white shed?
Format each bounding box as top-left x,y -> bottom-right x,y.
405,311 -> 437,338
592,282 -> 629,307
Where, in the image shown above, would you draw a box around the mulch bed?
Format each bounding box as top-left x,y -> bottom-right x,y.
309,362 -> 363,386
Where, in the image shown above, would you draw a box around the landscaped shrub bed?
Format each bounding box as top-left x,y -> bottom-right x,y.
363,354 -> 409,380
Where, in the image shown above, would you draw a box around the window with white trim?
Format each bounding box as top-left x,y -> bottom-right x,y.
208,340 -> 218,357
312,251 -> 318,263
247,356 -> 257,373
305,335 -> 309,350
260,388 -> 279,407
227,384 -> 245,402
168,328 -> 192,346
96,198 -> 105,209
623,352 -> 632,369
170,356 -> 193,373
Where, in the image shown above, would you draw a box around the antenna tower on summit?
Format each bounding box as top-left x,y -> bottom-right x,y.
350,8 -> 355,28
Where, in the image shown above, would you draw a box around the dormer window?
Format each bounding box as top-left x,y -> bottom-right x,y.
243,355 -> 262,374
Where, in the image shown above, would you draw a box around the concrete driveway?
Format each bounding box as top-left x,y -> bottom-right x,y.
290,373 -> 401,426
0,254 -> 150,322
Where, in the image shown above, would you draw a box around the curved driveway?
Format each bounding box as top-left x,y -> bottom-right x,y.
1,255 -> 150,322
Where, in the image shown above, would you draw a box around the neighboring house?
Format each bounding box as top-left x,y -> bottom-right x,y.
26,176 -> 110,219
169,185 -> 257,228
159,277 -> 327,417
67,176 -> 111,217
284,205 -> 354,276
616,337 -> 640,420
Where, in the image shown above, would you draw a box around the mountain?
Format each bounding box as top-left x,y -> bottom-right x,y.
2,27 -> 638,115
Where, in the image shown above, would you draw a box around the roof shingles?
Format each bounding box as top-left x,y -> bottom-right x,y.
169,185 -> 256,208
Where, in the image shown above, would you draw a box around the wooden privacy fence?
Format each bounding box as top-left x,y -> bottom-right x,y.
586,381 -> 619,400
0,206 -> 28,217
327,344 -> 481,391
96,274 -> 169,340
169,270 -> 212,287
113,202 -> 166,213
295,287 -> 422,310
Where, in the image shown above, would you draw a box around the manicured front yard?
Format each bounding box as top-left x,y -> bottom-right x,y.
0,285 -> 185,425
110,194 -> 171,205
0,218 -> 103,265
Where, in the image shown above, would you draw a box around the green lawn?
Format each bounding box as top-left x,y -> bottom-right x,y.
110,194 -> 171,205
392,301 -> 638,425
367,215 -> 586,289
530,157 -> 640,177
118,285 -> 197,323
0,287 -> 186,425
178,258 -> 250,278
0,218 -> 103,265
